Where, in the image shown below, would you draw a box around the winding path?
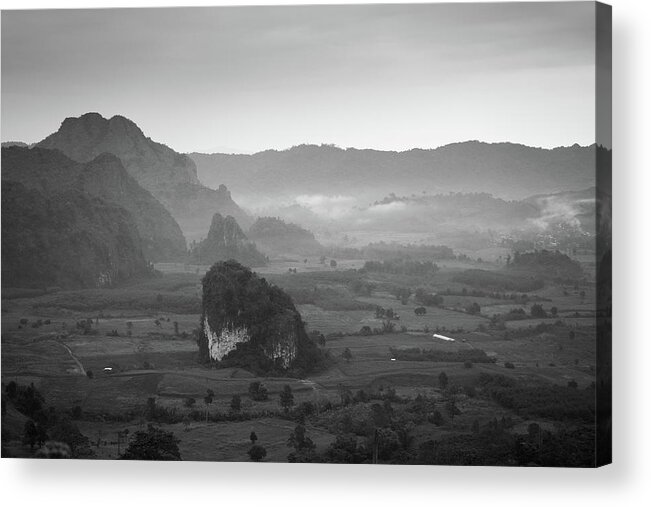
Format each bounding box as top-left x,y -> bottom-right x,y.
57,341 -> 86,376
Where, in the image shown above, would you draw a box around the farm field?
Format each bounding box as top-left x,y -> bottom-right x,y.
2,252 -> 599,464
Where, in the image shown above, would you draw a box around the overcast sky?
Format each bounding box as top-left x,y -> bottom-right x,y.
2,2 -> 597,153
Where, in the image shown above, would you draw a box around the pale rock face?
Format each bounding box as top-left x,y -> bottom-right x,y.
203,315 -> 298,368
204,317 -> 251,361
265,335 -> 297,368
97,272 -> 113,288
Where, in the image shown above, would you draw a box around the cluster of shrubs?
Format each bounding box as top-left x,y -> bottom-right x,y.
2,381 -> 93,458
18,318 -> 52,330
476,373 -> 595,423
414,288 -> 444,307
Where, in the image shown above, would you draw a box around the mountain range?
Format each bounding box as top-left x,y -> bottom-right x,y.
37,113 -> 251,240
189,142 -> 596,207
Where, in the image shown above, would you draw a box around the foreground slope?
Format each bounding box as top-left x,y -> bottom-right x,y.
1,181 -> 150,288
2,146 -> 187,262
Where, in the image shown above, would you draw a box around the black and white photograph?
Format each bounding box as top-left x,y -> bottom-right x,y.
1,0 -> 612,470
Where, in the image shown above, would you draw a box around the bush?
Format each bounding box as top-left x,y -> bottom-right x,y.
248,444 -> 267,462
248,381 -> 269,401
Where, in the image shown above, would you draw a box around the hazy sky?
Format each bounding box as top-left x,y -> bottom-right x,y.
2,3 -> 597,153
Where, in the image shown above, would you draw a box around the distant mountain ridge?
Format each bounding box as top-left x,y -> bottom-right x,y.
189,141 -> 596,203
37,113 -> 251,240
2,146 -> 187,262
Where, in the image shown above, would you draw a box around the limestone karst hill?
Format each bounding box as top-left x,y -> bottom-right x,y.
198,260 -> 324,375
189,213 -> 267,267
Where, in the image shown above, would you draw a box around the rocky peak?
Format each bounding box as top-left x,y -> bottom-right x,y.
189,213 -> 266,267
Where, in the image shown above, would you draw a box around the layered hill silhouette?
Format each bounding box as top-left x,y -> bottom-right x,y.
37,113 -> 251,240
2,180 -> 150,289
2,146 -> 187,262
190,142 -> 596,203
189,213 -> 267,267
248,217 -> 322,257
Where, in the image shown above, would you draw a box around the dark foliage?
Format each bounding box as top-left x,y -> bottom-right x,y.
451,269 -> 544,292
121,424 -> 181,460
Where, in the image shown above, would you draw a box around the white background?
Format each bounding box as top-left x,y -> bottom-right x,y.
0,0 -> 649,505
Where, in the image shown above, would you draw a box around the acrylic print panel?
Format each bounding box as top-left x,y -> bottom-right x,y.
0,1 -> 611,466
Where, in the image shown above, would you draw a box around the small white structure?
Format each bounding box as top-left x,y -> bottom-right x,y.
103,367 -> 113,373
433,334 -> 455,342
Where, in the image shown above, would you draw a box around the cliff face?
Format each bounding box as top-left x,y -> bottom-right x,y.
1,181 -> 150,289
199,261 -> 320,374
189,213 -> 267,267
2,146 -> 187,262
248,217 -> 322,257
37,113 -> 251,241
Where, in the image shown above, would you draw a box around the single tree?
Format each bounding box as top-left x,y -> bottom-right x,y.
230,394 -> 242,413
204,389 -> 214,422
438,371 -> 449,390
250,431 -> 258,444
280,385 -> 294,413
23,420 -> 40,449
342,348 -> 353,363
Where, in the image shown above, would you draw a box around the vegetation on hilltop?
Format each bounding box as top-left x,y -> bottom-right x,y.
199,261 -> 327,376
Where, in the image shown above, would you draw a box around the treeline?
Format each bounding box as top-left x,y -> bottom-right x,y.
326,243 -> 455,261
2,381 -> 93,458
507,249 -> 584,282
476,373 -> 595,423
362,259 -> 439,277
417,423 -> 595,467
31,289 -> 201,314
389,347 -> 495,363
452,269 -> 544,292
